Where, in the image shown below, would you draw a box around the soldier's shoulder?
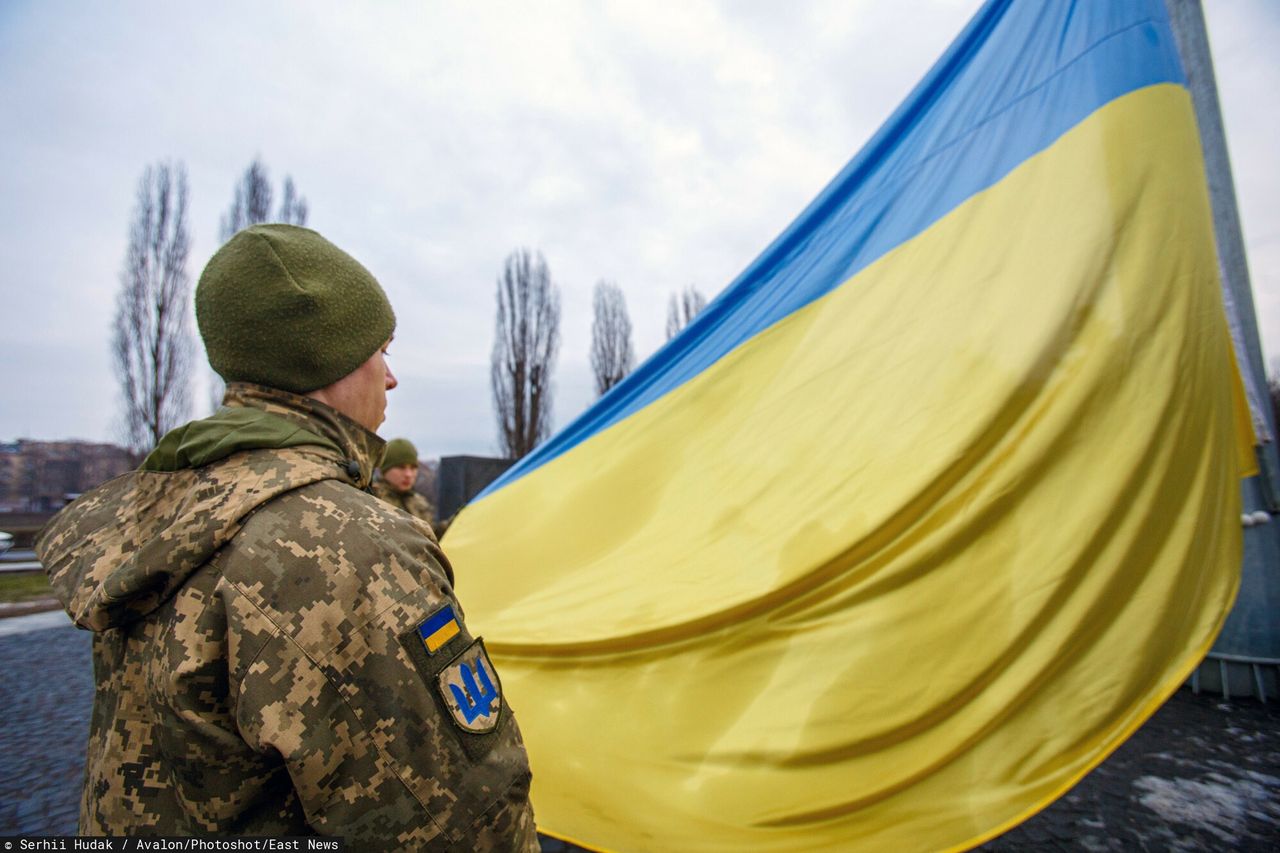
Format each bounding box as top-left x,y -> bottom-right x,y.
233,477 -> 420,551
217,479 -> 449,646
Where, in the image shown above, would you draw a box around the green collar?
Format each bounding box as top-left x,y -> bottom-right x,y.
141,382 -> 386,488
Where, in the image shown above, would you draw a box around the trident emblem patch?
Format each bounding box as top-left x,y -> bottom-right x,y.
437,640 -> 502,734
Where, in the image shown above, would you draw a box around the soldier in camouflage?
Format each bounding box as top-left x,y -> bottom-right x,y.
36,224 -> 537,849
373,438 -> 438,536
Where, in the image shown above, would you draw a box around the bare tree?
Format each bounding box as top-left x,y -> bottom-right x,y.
491,249 -> 561,459
113,162 -> 195,454
590,280 -> 635,396
219,158 -> 272,242
218,157 -> 308,241
279,176 -> 309,226
665,285 -> 707,340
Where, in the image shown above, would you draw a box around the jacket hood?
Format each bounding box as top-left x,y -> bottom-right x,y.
36,383 -> 386,631
140,406 -> 338,472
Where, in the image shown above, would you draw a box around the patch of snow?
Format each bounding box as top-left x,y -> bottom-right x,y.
1134,775 -> 1280,844
1077,834 -> 1113,852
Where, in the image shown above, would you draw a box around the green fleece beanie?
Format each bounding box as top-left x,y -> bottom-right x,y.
381,438 -> 418,470
196,224 -> 396,393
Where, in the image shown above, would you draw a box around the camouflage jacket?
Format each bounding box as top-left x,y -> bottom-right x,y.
36,383 -> 537,850
371,480 -> 437,535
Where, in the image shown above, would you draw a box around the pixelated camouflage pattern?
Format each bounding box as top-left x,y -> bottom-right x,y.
371,480 -> 439,543
36,385 -> 536,850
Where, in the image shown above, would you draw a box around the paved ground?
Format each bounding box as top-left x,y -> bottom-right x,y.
0,617 -> 93,834
980,693 -> 1280,851
2,613 -> 1276,849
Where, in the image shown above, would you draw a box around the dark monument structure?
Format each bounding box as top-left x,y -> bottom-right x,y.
436,455 -> 515,527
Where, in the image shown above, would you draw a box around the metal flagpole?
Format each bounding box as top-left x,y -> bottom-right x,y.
1166,0 -> 1280,699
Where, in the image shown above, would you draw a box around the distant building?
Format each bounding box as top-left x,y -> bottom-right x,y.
0,440 -> 136,512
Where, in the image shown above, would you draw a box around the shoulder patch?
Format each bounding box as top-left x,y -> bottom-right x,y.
437,640 -> 503,734
416,605 -> 461,655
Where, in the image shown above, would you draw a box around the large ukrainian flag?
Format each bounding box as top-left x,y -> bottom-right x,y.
446,1 -> 1255,849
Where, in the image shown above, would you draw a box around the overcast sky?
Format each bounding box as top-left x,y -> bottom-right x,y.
1,1 -> 1277,458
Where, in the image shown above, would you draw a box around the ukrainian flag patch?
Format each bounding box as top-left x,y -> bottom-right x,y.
417,605 -> 461,655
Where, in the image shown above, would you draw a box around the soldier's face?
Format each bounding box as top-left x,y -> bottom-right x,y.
384,463 -> 418,491
309,338 -> 398,432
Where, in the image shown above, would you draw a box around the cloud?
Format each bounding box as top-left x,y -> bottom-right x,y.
1,0 -> 1276,456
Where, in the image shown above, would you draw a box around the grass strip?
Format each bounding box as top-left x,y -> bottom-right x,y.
0,570 -> 54,604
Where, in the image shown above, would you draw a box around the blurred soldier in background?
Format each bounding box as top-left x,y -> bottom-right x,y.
36,224 -> 537,849
374,437 -> 438,538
